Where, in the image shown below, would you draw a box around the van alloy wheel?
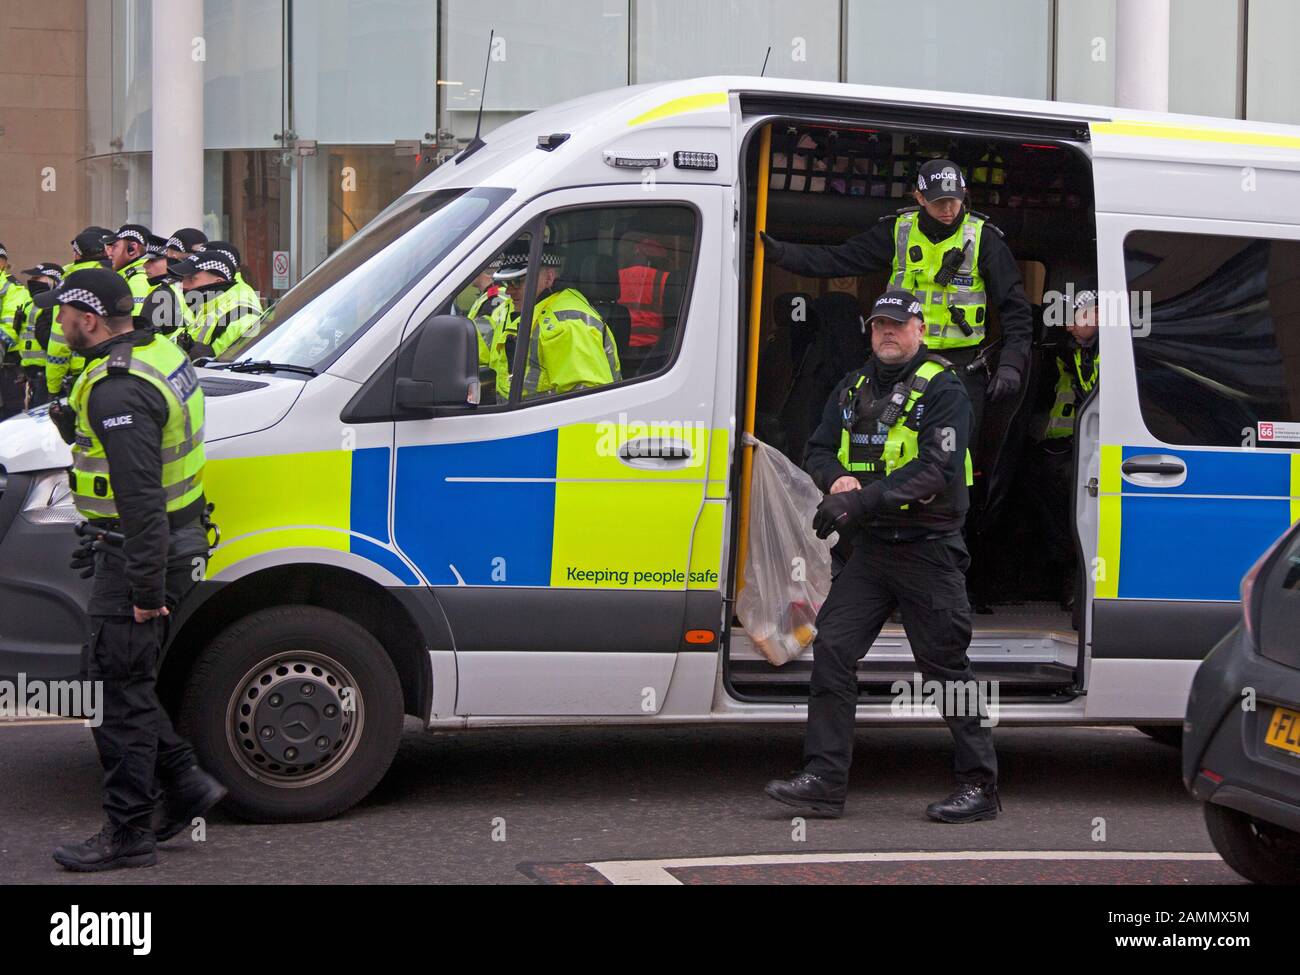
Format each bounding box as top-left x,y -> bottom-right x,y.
225,652 -> 364,787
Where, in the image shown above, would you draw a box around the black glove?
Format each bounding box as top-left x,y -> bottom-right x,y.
986,364 -> 1022,402
759,231 -> 785,262
48,400 -> 76,443
69,537 -> 97,579
813,489 -> 869,540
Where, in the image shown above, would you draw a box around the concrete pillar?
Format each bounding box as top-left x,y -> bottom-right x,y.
151,0 -> 205,234
1115,0 -> 1170,112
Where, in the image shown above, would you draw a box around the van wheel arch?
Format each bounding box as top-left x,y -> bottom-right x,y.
159,563 -> 432,720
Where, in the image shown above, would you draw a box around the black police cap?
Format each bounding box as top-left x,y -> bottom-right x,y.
32,268 -> 135,317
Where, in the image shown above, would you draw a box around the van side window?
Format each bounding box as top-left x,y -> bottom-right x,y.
1124,231 -> 1300,448
445,204 -> 697,406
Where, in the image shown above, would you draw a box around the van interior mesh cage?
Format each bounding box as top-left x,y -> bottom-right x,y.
766,124 -> 1087,211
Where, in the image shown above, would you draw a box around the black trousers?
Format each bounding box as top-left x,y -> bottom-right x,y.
1024,437 -> 1075,567
86,522 -> 208,831
803,531 -> 998,789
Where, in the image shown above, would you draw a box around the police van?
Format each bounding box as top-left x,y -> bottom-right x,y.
2,76 -> 1298,822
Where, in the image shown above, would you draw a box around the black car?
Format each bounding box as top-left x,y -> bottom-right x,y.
1184,517 -> 1300,884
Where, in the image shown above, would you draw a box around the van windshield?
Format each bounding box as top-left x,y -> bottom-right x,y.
216,186 -> 512,369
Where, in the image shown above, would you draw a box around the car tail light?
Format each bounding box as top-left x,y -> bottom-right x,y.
1241,531 -> 1290,646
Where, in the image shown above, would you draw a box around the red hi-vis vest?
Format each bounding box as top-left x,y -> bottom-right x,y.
619,265 -> 670,348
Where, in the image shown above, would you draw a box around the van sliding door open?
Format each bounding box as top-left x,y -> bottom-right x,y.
726,99 -> 1098,706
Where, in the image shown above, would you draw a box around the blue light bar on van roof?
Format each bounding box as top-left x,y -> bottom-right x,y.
674,150 -> 718,171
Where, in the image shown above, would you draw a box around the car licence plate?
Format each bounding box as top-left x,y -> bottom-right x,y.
1264,706 -> 1300,756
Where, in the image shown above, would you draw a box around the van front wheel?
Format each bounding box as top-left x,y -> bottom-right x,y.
179,605 -> 404,823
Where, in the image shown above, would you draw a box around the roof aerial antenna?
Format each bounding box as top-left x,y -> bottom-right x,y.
760,45 -> 771,77
456,29 -> 494,164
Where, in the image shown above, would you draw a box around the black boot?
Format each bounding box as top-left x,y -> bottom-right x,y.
764,771 -> 846,818
925,782 -> 1002,823
154,766 -> 228,842
53,823 -> 156,872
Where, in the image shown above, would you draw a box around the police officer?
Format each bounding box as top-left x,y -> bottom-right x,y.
465,259 -> 506,373
164,227 -> 208,263
491,245 -> 620,398
764,288 -> 1000,822
198,240 -> 263,315
1026,287 -> 1099,612
46,227 -> 113,397
37,269 -> 225,871
761,159 -> 1033,443
0,243 -> 31,418
14,262 -> 63,408
170,249 -> 262,359
137,234 -> 189,338
104,224 -> 155,324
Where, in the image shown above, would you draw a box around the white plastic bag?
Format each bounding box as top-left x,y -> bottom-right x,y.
735,435 -> 833,665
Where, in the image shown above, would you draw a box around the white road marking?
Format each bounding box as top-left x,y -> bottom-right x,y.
587,850 -> 1224,885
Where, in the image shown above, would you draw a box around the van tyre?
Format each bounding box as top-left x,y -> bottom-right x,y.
179,605 -> 403,823
1203,802 -> 1300,885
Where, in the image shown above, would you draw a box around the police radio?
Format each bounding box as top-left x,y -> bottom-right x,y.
933,241 -> 970,288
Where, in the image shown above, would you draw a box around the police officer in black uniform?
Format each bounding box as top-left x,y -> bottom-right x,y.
39,270 -> 226,871
761,159 -> 1033,444
765,289 -> 1000,822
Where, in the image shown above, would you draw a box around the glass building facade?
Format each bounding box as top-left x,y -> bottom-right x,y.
83,0 -> 1300,295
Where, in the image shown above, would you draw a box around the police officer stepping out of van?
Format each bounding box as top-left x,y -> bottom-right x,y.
39,269 -> 225,871
761,159 -> 1033,442
1026,287 -> 1099,615
765,289 -> 1000,822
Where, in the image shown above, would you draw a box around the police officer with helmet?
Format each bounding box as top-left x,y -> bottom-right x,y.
761,158 -> 1033,442
765,288 -> 1000,823
38,269 -> 225,871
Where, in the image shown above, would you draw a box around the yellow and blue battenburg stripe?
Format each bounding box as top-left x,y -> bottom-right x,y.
203,446 -> 418,585
203,424 -> 728,591
392,424 -> 725,588
1096,445 -> 1300,601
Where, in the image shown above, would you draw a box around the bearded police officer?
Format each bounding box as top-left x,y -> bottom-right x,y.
38,270 -> 225,871
765,289 -> 1000,823
761,159 -> 1032,443
104,224 -> 155,323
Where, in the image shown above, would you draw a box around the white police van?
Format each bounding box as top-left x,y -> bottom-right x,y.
2,76 -> 1298,821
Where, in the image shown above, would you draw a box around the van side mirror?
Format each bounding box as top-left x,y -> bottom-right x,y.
395,314 -> 480,413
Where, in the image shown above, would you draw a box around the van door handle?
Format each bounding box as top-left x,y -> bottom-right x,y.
1121,460 -> 1184,476
618,438 -> 693,462
1119,454 -> 1187,488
